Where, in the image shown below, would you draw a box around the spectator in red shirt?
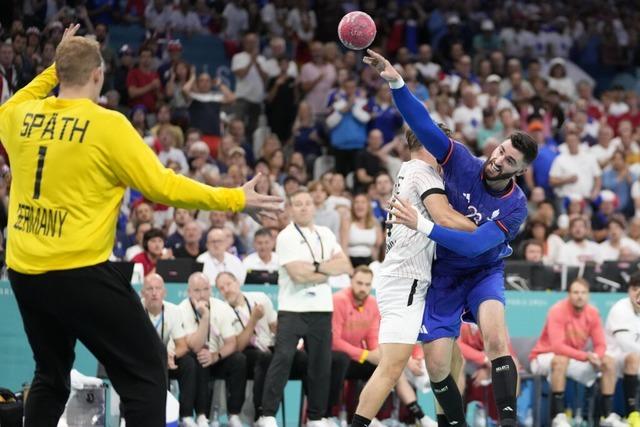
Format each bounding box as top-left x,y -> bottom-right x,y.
330,266 -> 436,427
127,45 -> 162,113
132,228 -> 172,276
529,278 -> 620,427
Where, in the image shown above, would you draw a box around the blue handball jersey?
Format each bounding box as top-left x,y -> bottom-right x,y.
432,140 -> 528,276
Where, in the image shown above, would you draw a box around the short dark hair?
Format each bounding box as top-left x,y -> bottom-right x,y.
288,188 -> 311,202
523,239 -> 543,251
254,228 -> 272,239
607,216 -> 626,230
352,265 -> 373,277
628,272 -> 640,289
143,228 -> 165,251
510,131 -> 538,164
568,277 -> 590,292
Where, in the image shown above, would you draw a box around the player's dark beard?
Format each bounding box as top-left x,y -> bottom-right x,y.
482,159 -> 518,182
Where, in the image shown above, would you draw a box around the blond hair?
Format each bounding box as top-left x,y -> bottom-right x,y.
55,37 -> 102,86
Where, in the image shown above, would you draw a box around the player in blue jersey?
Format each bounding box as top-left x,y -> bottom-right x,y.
363,50 -> 537,427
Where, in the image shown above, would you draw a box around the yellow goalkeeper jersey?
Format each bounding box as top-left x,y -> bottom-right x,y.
0,65 -> 245,274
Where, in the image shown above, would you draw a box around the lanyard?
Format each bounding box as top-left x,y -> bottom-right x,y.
146,305 -> 165,343
294,223 -> 324,263
233,295 -> 252,329
190,300 -> 210,344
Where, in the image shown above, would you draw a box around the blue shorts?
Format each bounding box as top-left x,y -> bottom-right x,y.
417,266 -> 505,343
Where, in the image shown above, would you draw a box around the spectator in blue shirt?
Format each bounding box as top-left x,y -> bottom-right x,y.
367,85 -> 403,144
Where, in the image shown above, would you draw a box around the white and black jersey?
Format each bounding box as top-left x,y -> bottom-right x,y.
378,159 -> 444,281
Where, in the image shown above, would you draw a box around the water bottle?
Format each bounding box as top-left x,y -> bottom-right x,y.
523,408 -> 533,427
339,405 -> 348,427
473,403 -> 486,427
210,406 -> 220,427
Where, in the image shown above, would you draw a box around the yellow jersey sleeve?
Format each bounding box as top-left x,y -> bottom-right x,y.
105,113 -> 246,212
0,65 -> 57,150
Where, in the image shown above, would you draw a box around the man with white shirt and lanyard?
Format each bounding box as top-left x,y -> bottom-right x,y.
243,228 -> 279,284
141,274 -> 197,427
197,228 -> 247,285
259,189 -> 353,427
215,271 -> 307,421
179,272 -> 246,427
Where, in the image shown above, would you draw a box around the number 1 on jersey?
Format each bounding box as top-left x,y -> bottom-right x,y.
33,145 -> 47,199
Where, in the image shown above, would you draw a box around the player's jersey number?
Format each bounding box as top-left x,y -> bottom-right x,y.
32,145 -> 47,199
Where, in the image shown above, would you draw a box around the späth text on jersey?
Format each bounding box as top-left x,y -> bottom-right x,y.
20,112 -> 90,143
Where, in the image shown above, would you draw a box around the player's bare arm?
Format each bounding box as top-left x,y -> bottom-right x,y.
422,194 -> 477,232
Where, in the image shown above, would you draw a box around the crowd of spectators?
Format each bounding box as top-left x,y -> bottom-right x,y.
3,0 -> 640,425
1,0 -> 640,273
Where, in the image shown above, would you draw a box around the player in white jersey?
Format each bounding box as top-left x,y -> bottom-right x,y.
352,128 -> 478,425
605,272 -> 640,425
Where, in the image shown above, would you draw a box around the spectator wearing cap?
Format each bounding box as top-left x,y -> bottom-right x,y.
132,228 -> 173,276
158,39 -> 184,86
169,0 -> 205,35
144,0 -> 172,32
478,74 -> 519,119
602,150 -> 637,216
476,107 -> 503,151
599,217 -> 640,262
227,146 -> 251,179
127,45 -> 162,113
556,216 -> 602,267
186,72 -> 235,158
0,41 -> 17,105
524,119 -> 559,198
549,132 -> 601,201
473,19 -> 500,54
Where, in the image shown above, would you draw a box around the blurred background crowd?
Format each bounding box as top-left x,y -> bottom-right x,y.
0,0 -> 639,274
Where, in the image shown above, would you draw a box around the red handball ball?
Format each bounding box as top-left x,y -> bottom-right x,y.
338,11 -> 376,50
